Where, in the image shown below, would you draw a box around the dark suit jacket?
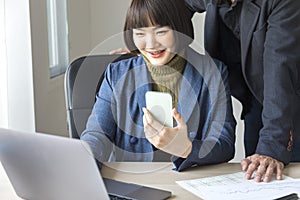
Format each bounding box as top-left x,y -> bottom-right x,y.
185,0 -> 300,164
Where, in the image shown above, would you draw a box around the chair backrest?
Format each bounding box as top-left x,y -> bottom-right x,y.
64,54 -> 134,138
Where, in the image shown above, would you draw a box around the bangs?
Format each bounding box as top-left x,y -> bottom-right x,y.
124,0 -> 194,53
127,1 -> 171,29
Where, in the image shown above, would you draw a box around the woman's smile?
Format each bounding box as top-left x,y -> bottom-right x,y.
147,49 -> 166,58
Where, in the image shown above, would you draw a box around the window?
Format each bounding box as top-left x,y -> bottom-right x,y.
46,0 -> 69,78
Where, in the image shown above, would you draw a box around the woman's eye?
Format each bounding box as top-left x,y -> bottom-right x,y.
134,32 -> 145,37
156,30 -> 168,35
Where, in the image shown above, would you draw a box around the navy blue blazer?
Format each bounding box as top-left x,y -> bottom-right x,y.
185,0 -> 300,164
81,48 -> 236,171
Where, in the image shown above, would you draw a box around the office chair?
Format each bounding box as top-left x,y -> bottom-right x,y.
64,54 -> 134,139
65,53 -> 173,162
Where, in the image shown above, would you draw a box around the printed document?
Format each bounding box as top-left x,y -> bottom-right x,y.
176,172 -> 300,200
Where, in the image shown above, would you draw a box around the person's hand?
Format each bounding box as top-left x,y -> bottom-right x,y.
109,48 -> 130,55
142,108 -> 192,158
241,154 -> 284,182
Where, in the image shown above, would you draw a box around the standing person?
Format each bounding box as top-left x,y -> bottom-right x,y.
81,0 -> 236,172
184,0 -> 300,181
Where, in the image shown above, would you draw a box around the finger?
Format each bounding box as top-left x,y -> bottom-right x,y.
142,107 -> 153,124
109,48 -> 129,55
143,107 -> 164,131
275,162 -> 284,180
263,163 -> 276,182
142,114 -> 149,129
142,110 -> 157,136
144,123 -> 158,139
245,161 -> 259,180
254,163 -> 267,182
109,48 -> 122,55
240,158 -> 251,171
143,117 -> 159,139
172,108 -> 185,126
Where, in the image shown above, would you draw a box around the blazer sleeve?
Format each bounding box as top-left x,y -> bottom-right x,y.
173,60 -> 236,171
80,64 -> 116,169
255,0 -> 300,164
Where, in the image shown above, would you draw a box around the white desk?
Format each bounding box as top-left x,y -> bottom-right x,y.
1,161 -> 300,200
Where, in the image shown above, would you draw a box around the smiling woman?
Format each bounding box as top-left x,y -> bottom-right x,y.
80,0 -> 236,172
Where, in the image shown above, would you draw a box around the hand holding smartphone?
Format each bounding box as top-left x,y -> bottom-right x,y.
145,91 -> 173,128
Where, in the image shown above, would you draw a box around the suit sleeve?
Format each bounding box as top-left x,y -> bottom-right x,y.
184,0 -> 207,13
255,0 -> 300,164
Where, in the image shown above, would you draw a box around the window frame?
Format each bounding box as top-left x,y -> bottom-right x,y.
46,0 -> 69,78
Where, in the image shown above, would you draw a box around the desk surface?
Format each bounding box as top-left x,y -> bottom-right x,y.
1,162 -> 300,200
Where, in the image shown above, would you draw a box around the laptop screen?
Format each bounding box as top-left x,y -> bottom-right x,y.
0,128 -> 171,200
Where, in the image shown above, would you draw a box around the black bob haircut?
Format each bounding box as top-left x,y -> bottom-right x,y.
123,0 -> 194,54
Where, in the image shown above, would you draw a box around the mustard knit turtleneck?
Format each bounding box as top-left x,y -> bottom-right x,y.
143,54 -> 186,109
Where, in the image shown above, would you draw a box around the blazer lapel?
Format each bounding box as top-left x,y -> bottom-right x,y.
178,62 -> 201,123
240,0 -> 260,69
204,2 -> 220,58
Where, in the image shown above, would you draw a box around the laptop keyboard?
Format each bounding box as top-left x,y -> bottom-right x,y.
108,193 -> 135,200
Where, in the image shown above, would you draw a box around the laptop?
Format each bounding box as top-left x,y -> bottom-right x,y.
0,128 -> 172,200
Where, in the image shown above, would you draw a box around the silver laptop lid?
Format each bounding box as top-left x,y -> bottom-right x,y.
0,128 -> 109,200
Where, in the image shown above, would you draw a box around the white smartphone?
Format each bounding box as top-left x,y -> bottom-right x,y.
145,91 -> 173,128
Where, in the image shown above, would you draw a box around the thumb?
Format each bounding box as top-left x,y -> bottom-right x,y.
172,108 -> 185,127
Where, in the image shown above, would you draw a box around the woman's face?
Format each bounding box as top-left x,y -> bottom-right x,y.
132,26 -> 176,66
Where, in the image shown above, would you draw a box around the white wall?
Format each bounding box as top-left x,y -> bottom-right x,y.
67,0 -> 92,61
232,98 -> 245,162
0,0 -> 35,132
0,0 -> 8,127
90,0 -> 131,50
